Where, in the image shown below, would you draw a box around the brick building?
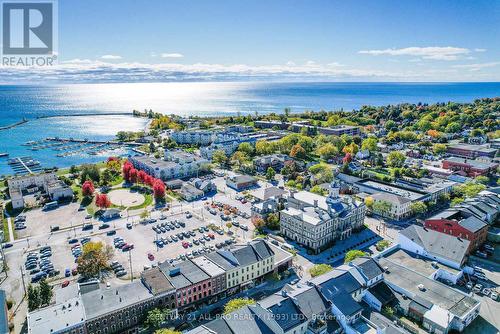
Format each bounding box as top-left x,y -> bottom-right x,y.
424,209 -> 488,251
442,157 -> 498,177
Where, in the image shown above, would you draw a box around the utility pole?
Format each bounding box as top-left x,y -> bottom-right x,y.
20,265 -> 27,297
128,249 -> 133,282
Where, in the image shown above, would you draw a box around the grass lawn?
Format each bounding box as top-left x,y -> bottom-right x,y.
110,175 -> 124,187
2,216 -> 10,242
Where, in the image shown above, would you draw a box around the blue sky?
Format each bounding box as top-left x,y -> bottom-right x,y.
2,0 -> 500,82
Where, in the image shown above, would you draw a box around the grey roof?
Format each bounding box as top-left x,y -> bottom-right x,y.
266,298 -> 307,331
205,251 -> 238,271
352,257 -> 384,281
288,285 -> 330,320
231,245 -> 260,266
81,281 -> 152,320
400,225 -> 470,265
313,271 -> 363,316
372,192 -> 411,205
161,260 -> 210,288
458,216 -> 488,233
378,257 -> 480,319
250,186 -> 286,201
368,282 -> 396,305
224,306 -> 274,334
251,240 -> 274,260
192,256 -> 225,278
204,318 -> 233,334
444,157 -> 497,169
141,267 -> 175,295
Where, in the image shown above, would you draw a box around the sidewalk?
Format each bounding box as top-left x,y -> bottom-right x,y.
6,216 -> 14,242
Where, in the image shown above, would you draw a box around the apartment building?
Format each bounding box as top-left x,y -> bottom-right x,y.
128,150 -> 208,181
446,143 -> 497,159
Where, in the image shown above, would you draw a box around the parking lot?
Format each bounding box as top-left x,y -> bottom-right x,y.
14,202 -> 89,239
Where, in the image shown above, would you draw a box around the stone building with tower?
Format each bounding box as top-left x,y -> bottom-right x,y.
279,181 -> 366,254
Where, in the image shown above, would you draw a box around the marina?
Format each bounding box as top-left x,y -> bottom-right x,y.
8,156 -> 43,175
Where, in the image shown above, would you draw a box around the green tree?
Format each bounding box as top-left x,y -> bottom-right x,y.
27,284 -> 40,311
255,140 -> 275,155
432,143 -> 447,155
224,298 -> 255,314
155,330 -> 181,334
410,202 -> 427,216
146,308 -> 166,329
238,142 -> 254,156
309,163 -> 334,184
309,264 -> 333,277
212,150 -> 228,166
372,200 -> 392,216
316,143 -> 338,160
310,185 -> 328,196
266,167 -> 276,181
454,182 -> 486,198
77,241 -> 114,278
39,279 -> 53,306
100,169 -> 114,187
361,137 -> 378,152
344,250 -> 367,263
80,164 -> 100,184
386,151 -> 406,168
474,176 -> 489,185
266,213 -> 280,230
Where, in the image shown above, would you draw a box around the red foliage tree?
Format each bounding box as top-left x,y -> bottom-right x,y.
342,153 -> 352,164
152,179 -> 166,199
129,168 -> 138,183
138,170 -> 147,184
95,194 -> 111,209
122,161 -> 133,182
145,174 -> 154,187
82,180 -> 95,197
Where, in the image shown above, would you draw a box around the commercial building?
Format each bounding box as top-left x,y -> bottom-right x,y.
337,173 -> 456,220
179,178 -> 216,201
398,225 -> 470,269
378,254 -> 480,333
290,124 -> 361,137
446,143 -> 497,159
225,174 -> 258,191
280,181 -> 366,254
425,209 -> 489,251
442,157 -> 498,177
128,150 -> 208,181
8,172 -> 73,209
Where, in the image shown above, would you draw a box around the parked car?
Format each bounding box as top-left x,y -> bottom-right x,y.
99,223 -> 110,230
147,253 -> 154,261
116,270 -> 127,277
475,251 -> 488,258
68,238 -> 78,244
106,230 -> 117,236
62,280 -> 70,288
126,223 -> 133,229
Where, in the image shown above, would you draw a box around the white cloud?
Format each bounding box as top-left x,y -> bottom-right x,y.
160,53 -> 184,58
359,46 -> 471,61
452,62 -> 500,71
101,54 -> 122,60
474,48 -> 487,52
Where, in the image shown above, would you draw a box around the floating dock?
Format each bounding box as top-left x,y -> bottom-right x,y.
8,156 -> 42,175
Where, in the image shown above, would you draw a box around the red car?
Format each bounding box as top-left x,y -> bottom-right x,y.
182,242 -> 189,249
147,253 -> 154,261
208,233 -> 215,239
62,280 -> 70,288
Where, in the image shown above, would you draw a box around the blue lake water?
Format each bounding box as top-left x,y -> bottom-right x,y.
0,82 -> 499,175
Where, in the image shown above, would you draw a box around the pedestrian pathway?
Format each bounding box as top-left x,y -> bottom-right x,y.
6,216 -> 14,242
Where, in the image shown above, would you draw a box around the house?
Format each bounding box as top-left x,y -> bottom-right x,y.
446,143 -> 497,159
250,186 -> 287,222
280,182 -> 366,254
398,225 -> 470,269
225,174 -> 258,191
180,177 -> 216,201
425,209 -> 489,251
253,154 -> 293,173
442,157 -> 498,177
